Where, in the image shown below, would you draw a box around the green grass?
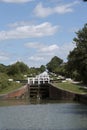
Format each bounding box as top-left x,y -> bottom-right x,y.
53,82 -> 87,94
0,82 -> 23,94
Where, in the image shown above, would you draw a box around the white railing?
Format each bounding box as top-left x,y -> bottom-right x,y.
28,77 -> 50,85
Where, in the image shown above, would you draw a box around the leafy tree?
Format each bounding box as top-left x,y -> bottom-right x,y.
7,61 -> 29,79
0,73 -> 9,90
55,63 -> 67,76
16,61 -> 29,74
83,0 -> 87,2
39,65 -> 46,72
28,67 -> 39,77
28,65 -> 45,77
7,64 -> 20,76
0,64 -> 7,73
46,56 -> 63,73
67,24 -> 87,83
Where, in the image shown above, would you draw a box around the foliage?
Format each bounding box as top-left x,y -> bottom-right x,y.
0,73 -> 9,91
7,61 -> 29,75
39,65 -> 46,72
46,56 -> 63,73
7,61 -> 30,79
0,82 -> 22,94
28,67 -> 39,77
54,63 -> 67,76
71,70 -> 81,81
67,24 -> 87,84
0,73 -> 22,94
0,64 -> 7,73
0,62 -> 46,94
83,0 -> 87,2
28,65 -> 45,77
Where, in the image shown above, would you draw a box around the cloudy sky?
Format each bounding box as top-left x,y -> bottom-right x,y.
0,0 -> 87,67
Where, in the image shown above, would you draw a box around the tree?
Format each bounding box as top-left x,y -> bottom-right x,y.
46,56 -> 63,73
39,65 -> 46,72
0,73 -> 9,90
15,61 -> 29,74
0,64 -> 7,73
7,61 -> 29,79
67,24 -> 87,83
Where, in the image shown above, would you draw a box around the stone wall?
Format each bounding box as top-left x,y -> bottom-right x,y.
0,85 -> 28,99
49,84 -> 87,104
49,84 -> 76,100
0,83 -> 87,104
74,94 -> 87,104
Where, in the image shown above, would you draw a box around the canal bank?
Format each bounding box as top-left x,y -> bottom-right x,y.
0,83 -> 87,104
49,83 -> 87,104
0,85 -> 28,99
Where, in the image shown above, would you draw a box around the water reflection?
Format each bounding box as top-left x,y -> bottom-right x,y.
0,100 -> 87,130
0,99 -> 76,106
0,128 -> 87,130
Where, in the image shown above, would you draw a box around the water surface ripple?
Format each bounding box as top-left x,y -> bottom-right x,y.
0,103 -> 87,130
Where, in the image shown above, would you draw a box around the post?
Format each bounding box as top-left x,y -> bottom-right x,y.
38,77 -> 40,85
33,78 -> 35,84
28,78 -> 30,84
48,78 -> 50,83
43,77 -> 45,84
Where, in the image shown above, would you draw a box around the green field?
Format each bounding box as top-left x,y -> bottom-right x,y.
0,82 -> 22,94
53,82 -> 87,94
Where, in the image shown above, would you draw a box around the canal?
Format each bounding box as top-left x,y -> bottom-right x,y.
0,100 -> 87,130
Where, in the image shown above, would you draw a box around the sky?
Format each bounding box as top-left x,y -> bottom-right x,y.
0,0 -> 87,67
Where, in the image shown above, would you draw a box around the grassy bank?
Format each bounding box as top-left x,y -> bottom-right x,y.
53,82 -> 87,94
0,82 -> 22,95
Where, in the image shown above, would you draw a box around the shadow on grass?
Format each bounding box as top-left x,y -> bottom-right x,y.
76,83 -> 87,93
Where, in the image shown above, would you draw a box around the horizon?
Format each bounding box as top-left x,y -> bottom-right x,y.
0,55 -> 65,68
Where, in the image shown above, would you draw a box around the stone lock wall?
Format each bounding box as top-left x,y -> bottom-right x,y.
49,84 -> 76,100
49,84 -> 87,104
0,85 -> 28,99
0,83 -> 87,104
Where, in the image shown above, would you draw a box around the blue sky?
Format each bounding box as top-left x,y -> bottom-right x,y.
0,0 -> 87,67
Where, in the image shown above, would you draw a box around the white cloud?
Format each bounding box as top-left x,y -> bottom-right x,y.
0,22 -> 58,40
4,42 -> 75,67
25,42 -> 75,67
56,43 -> 76,61
29,56 -> 44,61
0,52 -> 9,61
39,44 -> 59,53
0,0 -> 33,3
25,42 -> 59,53
25,42 -> 59,66
25,42 -> 44,49
8,21 -> 34,28
34,1 -> 79,18
34,3 -> 53,18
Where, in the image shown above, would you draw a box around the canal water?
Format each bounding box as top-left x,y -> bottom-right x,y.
0,100 -> 87,130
